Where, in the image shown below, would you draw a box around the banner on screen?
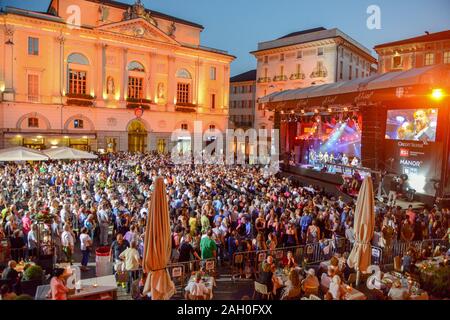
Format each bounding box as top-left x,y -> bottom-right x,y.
385,108 -> 438,142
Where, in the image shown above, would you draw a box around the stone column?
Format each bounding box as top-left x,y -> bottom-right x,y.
3,25 -> 15,100
120,48 -> 128,101
223,65 -> 230,111
148,49 -> 157,102
167,55 -> 176,106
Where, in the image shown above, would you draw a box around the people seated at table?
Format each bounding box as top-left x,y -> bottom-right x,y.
280,269 -> 302,300
185,272 -> 210,300
327,275 -> 345,300
1,260 -> 19,282
387,280 -> 410,300
47,268 -> 69,300
302,268 -> 320,297
283,251 -> 298,269
0,284 -> 17,300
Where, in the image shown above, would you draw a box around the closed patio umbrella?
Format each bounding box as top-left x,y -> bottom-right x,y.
347,176 -> 375,285
0,146 -> 49,161
142,177 -> 175,300
43,147 -> 98,160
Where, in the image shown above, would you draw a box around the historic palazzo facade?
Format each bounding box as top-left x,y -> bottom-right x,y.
0,0 -> 234,153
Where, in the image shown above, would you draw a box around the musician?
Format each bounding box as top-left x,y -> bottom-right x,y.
351,157 -> 359,167
341,154 -> 349,166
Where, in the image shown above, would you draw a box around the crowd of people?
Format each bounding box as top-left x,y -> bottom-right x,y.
0,152 -> 449,300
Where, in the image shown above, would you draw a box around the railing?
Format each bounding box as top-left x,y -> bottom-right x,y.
273,75 -> 288,82
230,236 -> 350,280
310,70 -> 328,78
290,73 -> 306,80
371,239 -> 449,266
257,77 -> 271,83
131,258 -> 217,297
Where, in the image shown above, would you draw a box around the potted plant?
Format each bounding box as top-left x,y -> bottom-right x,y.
22,265 -> 44,282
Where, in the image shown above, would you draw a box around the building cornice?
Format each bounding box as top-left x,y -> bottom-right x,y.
251,36 -> 377,63
3,13 -> 233,63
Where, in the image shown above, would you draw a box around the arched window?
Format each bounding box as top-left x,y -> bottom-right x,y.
68,53 -> 89,65
176,69 -> 192,105
67,53 -> 89,95
127,61 -> 145,99
128,61 -> 145,72
176,68 -> 192,79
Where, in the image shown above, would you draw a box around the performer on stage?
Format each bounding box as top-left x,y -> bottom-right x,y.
351,157 -> 359,167
342,154 -> 349,166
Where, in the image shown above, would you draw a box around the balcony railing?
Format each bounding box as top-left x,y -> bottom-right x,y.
290,72 -> 306,80
273,75 -> 288,82
126,97 -> 152,109
257,77 -> 271,83
175,102 -> 197,112
65,93 -> 95,107
310,70 -> 328,78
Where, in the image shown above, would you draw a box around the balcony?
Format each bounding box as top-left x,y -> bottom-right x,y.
273,75 -> 288,82
65,93 -> 95,107
290,73 -> 306,81
126,98 -> 152,110
257,77 -> 272,83
310,70 -> 328,78
175,102 -> 197,113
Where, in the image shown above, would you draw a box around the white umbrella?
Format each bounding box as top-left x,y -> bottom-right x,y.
0,146 -> 49,161
347,176 -> 375,285
43,147 -> 98,160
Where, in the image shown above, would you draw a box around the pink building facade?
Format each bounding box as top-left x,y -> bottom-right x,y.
0,0 -> 234,152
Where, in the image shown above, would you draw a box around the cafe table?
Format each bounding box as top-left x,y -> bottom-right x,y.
415,256 -> 445,269
381,272 -> 429,300
35,275 -> 118,300
321,274 -> 367,300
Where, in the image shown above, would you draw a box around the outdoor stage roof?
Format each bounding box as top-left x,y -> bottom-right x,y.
260,64 -> 450,111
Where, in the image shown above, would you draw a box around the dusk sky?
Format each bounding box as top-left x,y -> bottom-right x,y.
2,0 -> 450,76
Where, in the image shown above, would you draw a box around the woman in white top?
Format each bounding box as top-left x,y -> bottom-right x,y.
79,227 -> 92,271
328,275 -> 344,300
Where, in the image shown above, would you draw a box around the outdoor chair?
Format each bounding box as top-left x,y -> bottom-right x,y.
252,281 -> 273,300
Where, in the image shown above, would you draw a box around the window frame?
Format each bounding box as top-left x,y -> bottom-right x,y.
28,117 -> 39,128
68,69 -> 88,95
177,82 -> 191,104
444,51 -> 450,64
317,47 -> 324,56
74,119 -> 84,129
424,53 -> 435,66
27,73 -> 40,102
210,66 -> 217,80
28,37 -> 39,56
127,76 -> 144,99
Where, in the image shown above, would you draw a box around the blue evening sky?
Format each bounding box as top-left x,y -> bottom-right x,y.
1,0 -> 449,76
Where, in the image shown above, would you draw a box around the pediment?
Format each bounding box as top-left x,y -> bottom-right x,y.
97,18 -> 179,45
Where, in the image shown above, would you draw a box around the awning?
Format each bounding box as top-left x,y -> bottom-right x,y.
260,64 -> 450,110
3,132 -> 97,139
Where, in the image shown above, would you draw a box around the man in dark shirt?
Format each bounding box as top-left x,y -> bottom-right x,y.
178,234 -> 200,262
1,260 -> 19,282
110,233 -> 130,261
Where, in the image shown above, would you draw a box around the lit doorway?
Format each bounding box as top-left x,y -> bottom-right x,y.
128,120 -> 147,153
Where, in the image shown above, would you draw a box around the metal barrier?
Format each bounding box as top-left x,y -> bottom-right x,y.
230,236 -> 352,280
371,239 -> 449,266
